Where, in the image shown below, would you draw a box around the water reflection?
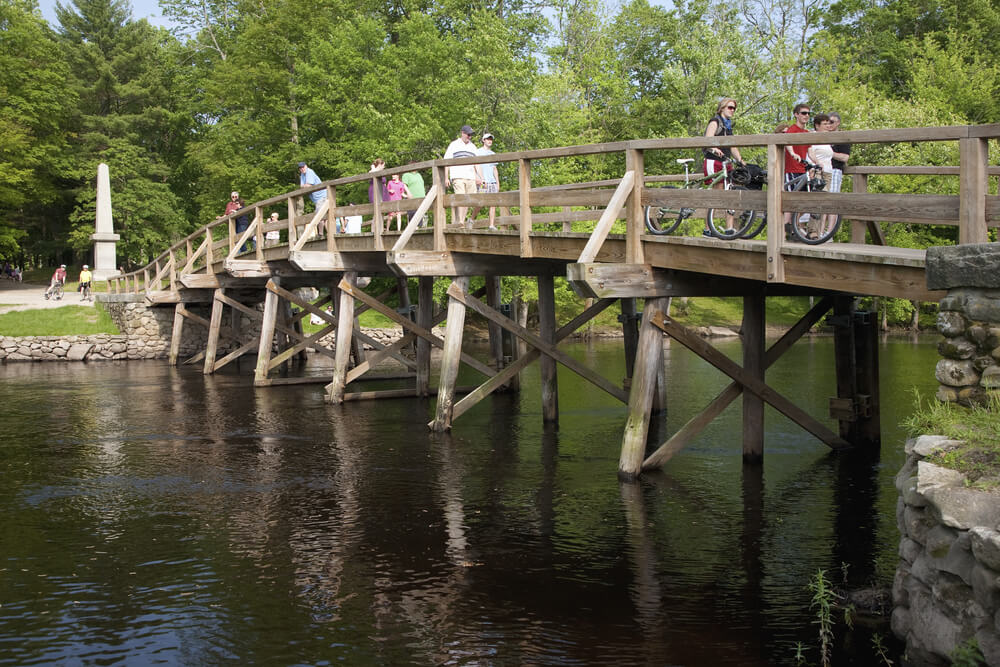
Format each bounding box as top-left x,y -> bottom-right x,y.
0,336 -> 937,664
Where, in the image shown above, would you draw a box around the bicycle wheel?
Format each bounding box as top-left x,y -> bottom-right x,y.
741,213 -> 767,240
788,210 -> 842,245
706,186 -> 757,238
644,186 -> 691,235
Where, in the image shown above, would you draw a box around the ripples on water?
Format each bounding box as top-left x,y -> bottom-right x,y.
0,336 -> 938,665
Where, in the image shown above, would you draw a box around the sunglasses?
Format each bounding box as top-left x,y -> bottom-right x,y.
798,111 -> 812,115
725,105 -> 736,110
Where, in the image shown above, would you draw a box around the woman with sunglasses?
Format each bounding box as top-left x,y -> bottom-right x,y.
702,98 -> 744,235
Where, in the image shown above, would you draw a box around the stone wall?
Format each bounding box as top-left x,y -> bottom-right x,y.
928,244 -> 1000,407
893,435 -> 1000,665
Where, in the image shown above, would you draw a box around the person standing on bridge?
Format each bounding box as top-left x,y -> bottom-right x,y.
703,98 -> 744,237
297,162 -> 328,220
783,103 -> 813,229
443,124 -> 482,228
474,132 -> 499,231
828,112 -> 851,195
219,192 -> 252,252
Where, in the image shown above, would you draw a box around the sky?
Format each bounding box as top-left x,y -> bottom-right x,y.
36,0 -> 175,28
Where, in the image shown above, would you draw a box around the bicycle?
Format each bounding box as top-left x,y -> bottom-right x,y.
46,281 -> 64,301
644,157 -> 759,238
81,282 -> 92,301
784,161 -> 842,245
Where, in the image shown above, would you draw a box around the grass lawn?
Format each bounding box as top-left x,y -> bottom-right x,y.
0,304 -> 120,336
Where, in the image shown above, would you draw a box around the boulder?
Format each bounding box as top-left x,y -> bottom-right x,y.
912,435 -> 964,457
936,359 -> 980,387
971,528 -> 1000,571
938,311 -> 968,337
66,343 -> 93,361
939,337 -> 977,359
927,244 -> 1000,290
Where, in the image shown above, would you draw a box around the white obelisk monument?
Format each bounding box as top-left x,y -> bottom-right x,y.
90,163 -> 120,281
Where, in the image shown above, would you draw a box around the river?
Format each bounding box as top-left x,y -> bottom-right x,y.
0,334 -> 938,665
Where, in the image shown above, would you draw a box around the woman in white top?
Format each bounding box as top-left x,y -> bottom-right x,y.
806,113 -> 837,237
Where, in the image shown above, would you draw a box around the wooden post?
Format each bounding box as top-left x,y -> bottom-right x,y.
433,164 -> 447,251
397,276 -> 413,358
203,288 -> 225,374
254,206 -> 264,259
537,273 -> 558,423
625,148 -> 645,265
327,273 -> 358,404
486,275 -> 503,370
205,228 -> 215,274
853,309 -> 881,450
508,293 -> 525,392
416,276 -> 434,396
327,185 -> 337,250
254,282 -> 281,385
850,173 -> 868,244
372,175 -> 384,250
832,296 -> 857,442
766,144 -> 785,283
742,290 -> 765,463
519,158 -> 533,257
228,219 -> 235,255
169,303 -> 184,365
618,297 -> 668,480
959,137 -> 988,244
287,197 -> 297,247
430,276 -> 470,431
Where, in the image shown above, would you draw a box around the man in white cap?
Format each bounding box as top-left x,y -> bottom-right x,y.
78,264 -> 93,301
443,124 -> 482,227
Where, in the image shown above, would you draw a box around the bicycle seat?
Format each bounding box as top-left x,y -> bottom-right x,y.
676,158 -> 695,164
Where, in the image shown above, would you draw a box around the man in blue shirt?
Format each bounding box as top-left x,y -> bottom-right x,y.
297,162 -> 328,218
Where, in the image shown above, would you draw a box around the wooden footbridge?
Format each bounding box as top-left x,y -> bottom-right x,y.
108,125 -> 1000,479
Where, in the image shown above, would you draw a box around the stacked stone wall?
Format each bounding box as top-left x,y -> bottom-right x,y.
893,436 -> 1000,665
934,288 -> 1000,406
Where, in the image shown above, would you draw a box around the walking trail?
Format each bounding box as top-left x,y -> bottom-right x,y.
0,281 -> 94,315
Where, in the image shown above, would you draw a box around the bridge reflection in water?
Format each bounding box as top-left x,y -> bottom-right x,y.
107,124 -> 999,478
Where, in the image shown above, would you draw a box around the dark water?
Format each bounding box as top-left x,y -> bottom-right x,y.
0,335 -> 937,665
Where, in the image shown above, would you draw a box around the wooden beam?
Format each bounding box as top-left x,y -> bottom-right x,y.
169,303 -> 184,365
287,250 -> 387,273
203,288 -> 225,375
254,282 -> 281,384
450,298 -> 616,421
416,276 -> 434,396
519,158 -> 533,257
447,283 -> 628,404
625,149 -> 645,264
577,170 -> 635,264
327,272 -> 358,404
388,250 -> 566,277
392,184 -> 439,251
959,137 -> 989,244
651,312 -> 851,450
538,274 -> 559,422
766,143 -> 785,283
642,295 -> 835,470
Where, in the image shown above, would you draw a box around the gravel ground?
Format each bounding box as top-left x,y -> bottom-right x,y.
0,281 -> 95,314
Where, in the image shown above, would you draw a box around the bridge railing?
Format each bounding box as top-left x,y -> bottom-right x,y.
107,124 -> 1000,295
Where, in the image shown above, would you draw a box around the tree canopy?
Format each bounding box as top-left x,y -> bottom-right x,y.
0,0 -> 992,268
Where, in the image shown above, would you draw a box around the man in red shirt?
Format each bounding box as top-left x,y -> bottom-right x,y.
784,103 -> 812,227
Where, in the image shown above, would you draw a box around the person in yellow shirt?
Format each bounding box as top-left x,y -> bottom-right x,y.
78,264 -> 93,301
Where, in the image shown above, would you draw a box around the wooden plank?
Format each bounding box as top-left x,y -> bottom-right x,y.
224,259 -> 271,277
213,337 -> 258,372
577,171 -> 635,264
447,283 -> 628,404
450,298 -> 616,421
344,386 -> 477,402
618,297 -> 669,479
253,284 -> 281,383
433,165 -> 446,251
287,250 -> 387,273
783,192 -> 959,223
430,276 -> 470,431
492,208 -> 625,228
641,296 -> 835,470
388,250 -> 566,278
652,312 -> 851,450
567,263 -> 670,298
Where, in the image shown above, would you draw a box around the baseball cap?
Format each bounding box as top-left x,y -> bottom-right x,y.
297,161 -> 307,167
460,125 -> 473,135
482,133 -> 494,140
83,264 -> 89,269
60,264 -> 66,268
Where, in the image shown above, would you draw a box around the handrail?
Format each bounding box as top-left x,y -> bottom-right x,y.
107,123 -> 1000,294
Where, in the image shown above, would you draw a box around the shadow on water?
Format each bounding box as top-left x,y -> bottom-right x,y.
0,335 -> 936,665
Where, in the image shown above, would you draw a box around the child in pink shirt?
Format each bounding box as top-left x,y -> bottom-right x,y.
385,173 -> 411,231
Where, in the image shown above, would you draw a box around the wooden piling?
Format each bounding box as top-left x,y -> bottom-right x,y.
486,276 -> 503,371
416,276 -> 434,397
169,303 -> 184,366
742,291 -> 765,463
327,272 -> 358,404
430,276 -> 470,431
254,280 -> 281,385
203,288 -> 225,374
619,297 -> 669,480
537,274 -> 558,423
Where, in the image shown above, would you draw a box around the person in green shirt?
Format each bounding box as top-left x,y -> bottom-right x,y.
401,170 -> 428,227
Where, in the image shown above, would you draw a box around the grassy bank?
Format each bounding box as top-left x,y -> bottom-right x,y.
0,305 -> 119,336
903,393 -> 1000,491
